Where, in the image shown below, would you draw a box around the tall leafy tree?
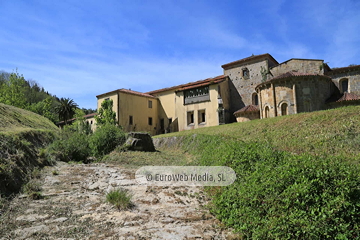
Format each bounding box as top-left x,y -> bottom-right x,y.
56,98 -> 78,125
95,99 -> 117,126
0,70 -> 28,108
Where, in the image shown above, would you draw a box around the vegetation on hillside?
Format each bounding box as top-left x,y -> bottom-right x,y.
46,100 -> 125,162
0,103 -> 59,197
0,103 -> 59,133
154,134 -> 360,239
0,70 -> 95,124
156,105 -> 360,161
151,106 -> 360,239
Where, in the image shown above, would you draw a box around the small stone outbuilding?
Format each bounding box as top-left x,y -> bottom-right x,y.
233,105 -> 260,122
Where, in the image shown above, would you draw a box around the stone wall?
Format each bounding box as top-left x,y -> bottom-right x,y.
224,59 -> 268,115
257,76 -> 333,118
329,70 -> 360,95
270,59 -> 324,77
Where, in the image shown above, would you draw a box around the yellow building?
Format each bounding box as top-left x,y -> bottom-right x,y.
96,89 -> 158,135
96,75 -> 231,135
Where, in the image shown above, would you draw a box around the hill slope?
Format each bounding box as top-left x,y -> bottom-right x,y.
0,103 -> 59,197
155,105 -> 360,160
0,103 -> 58,133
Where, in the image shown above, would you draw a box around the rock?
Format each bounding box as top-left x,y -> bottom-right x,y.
124,132 -> 156,152
14,224 -> 49,239
83,156 -> 97,164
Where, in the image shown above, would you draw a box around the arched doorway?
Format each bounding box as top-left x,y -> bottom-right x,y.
281,103 -> 288,116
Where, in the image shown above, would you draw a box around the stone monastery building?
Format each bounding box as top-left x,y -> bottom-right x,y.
95,53 -> 360,135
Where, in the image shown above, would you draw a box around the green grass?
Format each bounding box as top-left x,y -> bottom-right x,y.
106,189 -> 132,210
155,105 -> 360,161
0,103 -> 59,133
0,103 -> 59,197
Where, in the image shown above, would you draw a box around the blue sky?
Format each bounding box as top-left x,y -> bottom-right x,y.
0,0 -> 359,109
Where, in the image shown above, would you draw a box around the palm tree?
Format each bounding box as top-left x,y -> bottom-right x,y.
56,98 -> 78,125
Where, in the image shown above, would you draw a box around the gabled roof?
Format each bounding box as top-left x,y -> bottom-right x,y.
234,105 -> 259,115
221,53 -> 278,69
336,92 -> 360,102
146,75 -> 227,95
96,88 -> 157,99
326,64 -> 360,75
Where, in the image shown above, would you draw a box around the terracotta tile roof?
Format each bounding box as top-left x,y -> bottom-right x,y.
146,75 -> 227,95
336,92 -> 360,102
118,88 -> 157,98
221,53 -> 278,69
56,113 -> 97,125
326,65 -> 360,75
84,112 -> 97,118
234,105 -> 259,115
96,88 -> 157,99
255,71 -> 332,89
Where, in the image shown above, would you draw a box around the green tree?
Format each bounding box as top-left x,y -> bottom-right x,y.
95,99 -> 117,126
56,98 -> 78,125
27,97 -> 58,123
0,70 -> 28,108
67,108 -> 92,134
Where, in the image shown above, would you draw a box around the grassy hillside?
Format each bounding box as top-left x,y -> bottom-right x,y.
0,103 -> 59,197
156,105 -> 360,160
153,106 -> 360,239
0,103 -> 58,133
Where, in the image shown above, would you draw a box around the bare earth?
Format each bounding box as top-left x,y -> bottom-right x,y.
0,162 -> 237,239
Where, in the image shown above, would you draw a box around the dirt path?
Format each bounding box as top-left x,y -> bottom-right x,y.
0,162 -> 237,239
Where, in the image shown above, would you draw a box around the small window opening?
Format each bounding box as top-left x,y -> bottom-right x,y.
281,103 -> 288,116
341,79 -> 349,93
187,111 -> 194,125
198,109 -> 206,124
242,68 -> 250,79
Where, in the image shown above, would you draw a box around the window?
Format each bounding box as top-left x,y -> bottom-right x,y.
148,117 -> 152,126
252,93 -> 259,106
148,100 -> 152,108
184,86 -> 210,104
242,68 -> 250,79
129,115 -> 133,125
160,118 -> 164,130
281,103 -> 288,116
90,120 -> 93,125
105,98 -> 110,101
187,111 -> 194,125
198,109 -> 206,124
265,106 -> 270,118
168,118 -> 172,125
340,79 -> 349,93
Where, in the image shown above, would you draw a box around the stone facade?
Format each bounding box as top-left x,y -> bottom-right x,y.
221,54 -> 360,122
221,54 -> 278,121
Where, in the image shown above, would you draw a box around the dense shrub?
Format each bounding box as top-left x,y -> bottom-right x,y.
89,124 -> 126,157
183,135 -> 360,239
47,132 -> 91,162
